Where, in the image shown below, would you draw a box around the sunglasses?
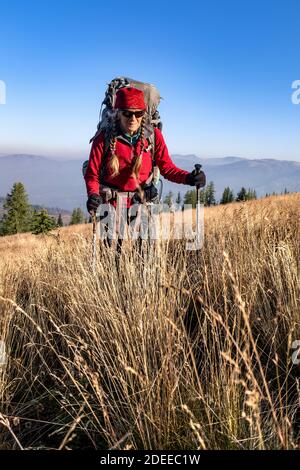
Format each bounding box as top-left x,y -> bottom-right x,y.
121,110 -> 145,119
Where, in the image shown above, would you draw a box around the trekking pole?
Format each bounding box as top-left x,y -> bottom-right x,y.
194,164 -> 202,248
92,211 -> 97,274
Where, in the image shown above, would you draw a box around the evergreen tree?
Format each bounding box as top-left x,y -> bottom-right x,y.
70,208 -> 85,225
0,220 -> 5,236
220,187 -> 234,204
183,189 -> 206,208
31,209 -> 57,235
204,181 -> 216,206
236,187 -> 247,202
246,188 -> 257,200
163,191 -> 174,208
1,182 -> 31,235
176,192 -> 182,206
184,190 -> 196,208
57,213 -> 64,227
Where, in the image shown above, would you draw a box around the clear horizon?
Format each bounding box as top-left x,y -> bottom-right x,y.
0,0 -> 300,161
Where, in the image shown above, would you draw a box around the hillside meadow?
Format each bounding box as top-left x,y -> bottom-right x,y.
0,194 -> 300,449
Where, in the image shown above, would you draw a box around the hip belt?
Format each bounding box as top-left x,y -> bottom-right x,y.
100,186 -> 138,203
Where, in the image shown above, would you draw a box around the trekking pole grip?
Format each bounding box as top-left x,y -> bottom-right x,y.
194,164 -> 202,190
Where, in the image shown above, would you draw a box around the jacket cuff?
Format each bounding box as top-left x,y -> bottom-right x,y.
185,173 -> 193,185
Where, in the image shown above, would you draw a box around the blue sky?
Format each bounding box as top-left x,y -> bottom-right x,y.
0,0 -> 299,160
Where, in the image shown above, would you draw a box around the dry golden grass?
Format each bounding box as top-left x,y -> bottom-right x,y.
0,194 -> 300,449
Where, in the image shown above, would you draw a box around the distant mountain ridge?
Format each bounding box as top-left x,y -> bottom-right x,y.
0,153 -> 299,210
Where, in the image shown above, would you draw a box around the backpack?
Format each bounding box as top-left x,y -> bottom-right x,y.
83,77 -> 163,196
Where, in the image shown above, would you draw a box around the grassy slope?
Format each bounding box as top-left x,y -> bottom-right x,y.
0,194 -> 299,449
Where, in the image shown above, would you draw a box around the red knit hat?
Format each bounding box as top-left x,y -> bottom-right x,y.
114,87 -> 146,110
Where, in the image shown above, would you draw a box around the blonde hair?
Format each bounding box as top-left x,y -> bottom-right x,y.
109,115 -> 145,181
109,116 -> 119,177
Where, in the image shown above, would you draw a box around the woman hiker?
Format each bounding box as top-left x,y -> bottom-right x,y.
84,86 -> 206,250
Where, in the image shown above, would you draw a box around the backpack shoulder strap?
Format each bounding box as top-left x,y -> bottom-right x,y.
99,131 -> 111,183
145,130 -> 156,167
144,130 -> 161,186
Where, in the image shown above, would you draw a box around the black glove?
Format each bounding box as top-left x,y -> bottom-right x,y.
86,193 -> 101,214
132,184 -> 159,204
186,169 -> 206,187
144,184 -> 158,202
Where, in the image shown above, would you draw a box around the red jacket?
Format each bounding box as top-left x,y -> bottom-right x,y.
84,127 -> 189,196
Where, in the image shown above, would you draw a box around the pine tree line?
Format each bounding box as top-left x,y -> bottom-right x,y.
164,182 -> 217,209
164,184 -> 259,209
0,181 -> 294,236
0,182 -> 86,236
69,208 -> 85,225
